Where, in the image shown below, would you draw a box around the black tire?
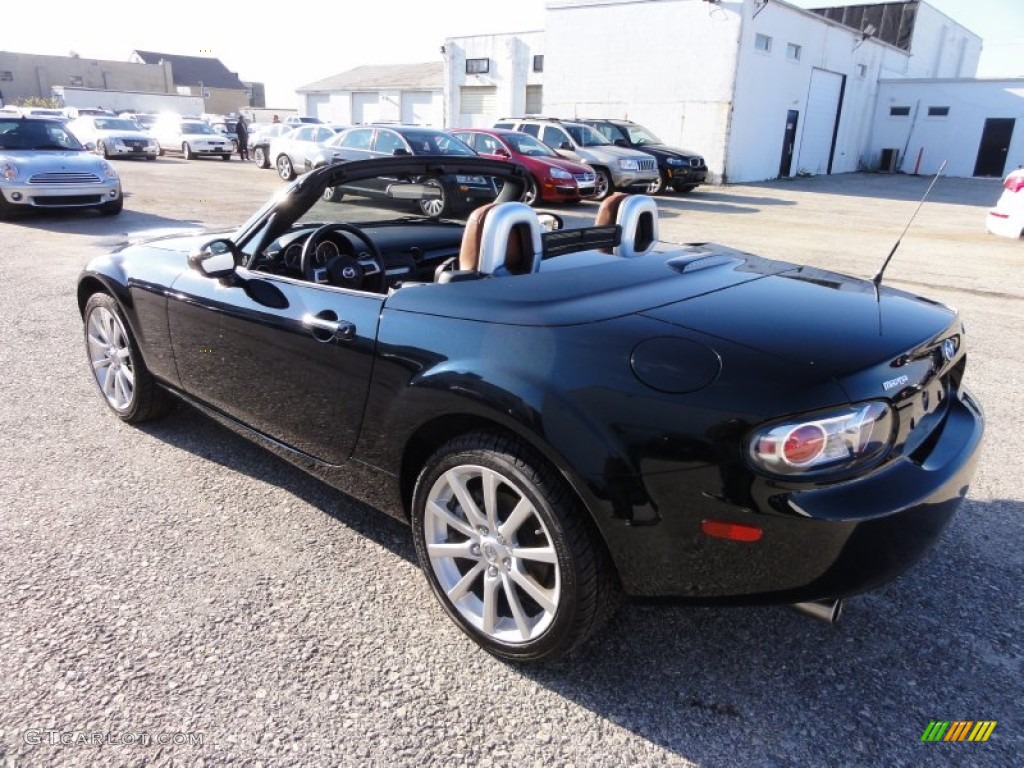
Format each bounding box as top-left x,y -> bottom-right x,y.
182,142 -> 194,160
646,173 -> 667,195
322,186 -> 343,203
221,153 -> 231,161
411,432 -> 620,663
98,196 -> 123,216
593,168 -> 613,201
145,154 -> 157,161
673,184 -> 697,194
97,140 -> 109,159
277,155 -> 296,181
253,146 -> 269,169
522,174 -> 539,206
0,194 -> 18,220
158,146 -> 165,157
82,293 -> 173,424
417,178 -> 449,218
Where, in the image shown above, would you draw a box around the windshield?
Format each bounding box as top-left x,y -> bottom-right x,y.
94,118 -> 141,131
505,133 -> 558,158
401,130 -> 476,156
625,124 -> 662,145
0,119 -> 84,150
565,124 -> 611,147
181,122 -> 216,135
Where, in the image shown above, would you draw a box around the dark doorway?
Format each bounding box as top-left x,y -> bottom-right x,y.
974,118 -> 1015,177
779,110 -> 799,177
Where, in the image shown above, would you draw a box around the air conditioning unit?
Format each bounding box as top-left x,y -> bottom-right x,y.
879,148 -> 900,173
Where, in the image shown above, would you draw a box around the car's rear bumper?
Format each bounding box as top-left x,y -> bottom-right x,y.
1,181 -> 121,208
602,388 -> 984,601
986,209 -> 1022,238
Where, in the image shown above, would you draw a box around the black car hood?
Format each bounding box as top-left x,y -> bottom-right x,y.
637,144 -> 703,161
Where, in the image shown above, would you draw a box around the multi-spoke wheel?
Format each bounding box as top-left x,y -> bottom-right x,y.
412,433 -> 619,662
593,168 -> 613,201
417,179 -> 449,218
83,293 -> 171,423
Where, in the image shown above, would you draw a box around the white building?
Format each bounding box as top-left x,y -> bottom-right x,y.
296,63 -> 444,126
445,1 -> 995,182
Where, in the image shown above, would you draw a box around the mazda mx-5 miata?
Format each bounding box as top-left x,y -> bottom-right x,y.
77,156 -> 984,662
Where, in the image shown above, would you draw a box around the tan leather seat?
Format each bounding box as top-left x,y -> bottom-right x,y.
594,192 -> 630,229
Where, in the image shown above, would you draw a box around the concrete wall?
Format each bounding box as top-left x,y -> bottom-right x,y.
868,78 -> 1024,177
906,2 -> 982,79
444,31 -> 545,127
730,0 -> 905,182
0,51 -> 172,102
542,0 -> 743,184
176,85 -> 248,116
300,90 -> 443,126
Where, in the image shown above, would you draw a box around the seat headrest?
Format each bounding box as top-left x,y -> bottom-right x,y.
594,193 -> 659,257
459,202 -> 543,276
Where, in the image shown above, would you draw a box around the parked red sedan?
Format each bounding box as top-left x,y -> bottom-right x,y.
450,128 -> 597,205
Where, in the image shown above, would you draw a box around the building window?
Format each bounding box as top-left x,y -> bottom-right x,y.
532,55 -> 544,73
928,106 -> 950,117
466,58 -> 490,75
890,106 -> 911,117
69,75 -> 83,86
0,71 -> 13,82
755,34 -> 772,53
857,64 -> 867,79
786,43 -> 802,61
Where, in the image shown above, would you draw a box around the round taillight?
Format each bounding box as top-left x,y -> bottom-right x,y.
783,424 -> 827,465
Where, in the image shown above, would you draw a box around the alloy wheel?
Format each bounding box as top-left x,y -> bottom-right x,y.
86,305 -> 135,411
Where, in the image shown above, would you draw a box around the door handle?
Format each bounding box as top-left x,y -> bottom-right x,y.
302,313 -> 355,341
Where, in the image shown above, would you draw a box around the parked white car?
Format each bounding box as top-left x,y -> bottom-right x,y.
67,116 -> 159,160
986,168 -> 1024,239
150,118 -> 233,160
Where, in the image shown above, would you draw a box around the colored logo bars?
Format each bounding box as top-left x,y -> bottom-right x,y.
921,721 -> 997,742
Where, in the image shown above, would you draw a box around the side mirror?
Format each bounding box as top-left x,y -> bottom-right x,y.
392,147 -> 410,156
559,142 -> 573,151
84,141 -> 96,151
613,138 -> 628,148
188,238 -> 240,279
494,147 -> 510,158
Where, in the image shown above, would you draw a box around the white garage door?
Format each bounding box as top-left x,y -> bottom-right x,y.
401,91 -> 436,126
305,94 -> 331,122
352,92 -> 380,125
796,69 -> 844,176
458,86 -> 497,128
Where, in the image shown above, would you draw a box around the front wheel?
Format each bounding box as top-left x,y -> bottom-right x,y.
646,173 -> 667,195
593,168 -> 613,201
221,154 -> 231,161
182,142 -> 194,160
253,146 -> 268,168
322,186 -> 343,203
411,432 -> 619,663
98,196 -> 123,216
277,155 -> 295,180
97,140 -> 109,159
83,293 -> 172,423
521,174 -> 539,206
417,179 -> 449,218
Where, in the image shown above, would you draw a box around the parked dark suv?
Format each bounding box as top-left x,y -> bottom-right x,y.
578,119 -> 707,194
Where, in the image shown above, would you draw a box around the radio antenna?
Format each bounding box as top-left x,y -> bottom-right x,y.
873,160 -> 947,286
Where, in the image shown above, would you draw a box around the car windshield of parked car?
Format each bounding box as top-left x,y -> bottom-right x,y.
565,124 -> 611,147
505,132 -> 559,158
94,118 -> 141,131
0,119 -> 84,150
625,124 -> 663,146
402,130 -> 476,156
181,121 -> 216,135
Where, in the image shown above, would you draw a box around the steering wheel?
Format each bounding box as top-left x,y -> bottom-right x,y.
300,222 -> 386,292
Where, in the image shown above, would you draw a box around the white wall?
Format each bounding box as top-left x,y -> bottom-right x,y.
444,31 -> 544,127
906,2 -> 982,79
542,0 -> 744,183
301,90 -> 442,126
729,0 -> 904,182
868,79 -> 1024,177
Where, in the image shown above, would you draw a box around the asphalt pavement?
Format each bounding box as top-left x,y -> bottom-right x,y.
0,157 -> 1020,767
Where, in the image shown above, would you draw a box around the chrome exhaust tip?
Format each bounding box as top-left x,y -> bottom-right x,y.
790,598 -> 843,625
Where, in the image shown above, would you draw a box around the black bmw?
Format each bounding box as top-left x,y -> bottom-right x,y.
77,157 -> 984,662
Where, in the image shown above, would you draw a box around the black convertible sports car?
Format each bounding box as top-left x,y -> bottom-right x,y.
78,157 -> 984,662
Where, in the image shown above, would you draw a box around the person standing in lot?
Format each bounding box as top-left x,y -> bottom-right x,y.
235,116 -> 249,161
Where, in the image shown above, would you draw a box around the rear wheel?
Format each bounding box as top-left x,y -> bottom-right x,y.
182,142 -> 194,160
411,432 -> 619,662
83,293 -> 172,423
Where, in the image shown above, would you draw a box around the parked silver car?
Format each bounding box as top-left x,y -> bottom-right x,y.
150,117 -> 233,160
268,123 -> 347,180
493,117 -> 658,199
67,116 -> 159,160
0,116 -> 122,217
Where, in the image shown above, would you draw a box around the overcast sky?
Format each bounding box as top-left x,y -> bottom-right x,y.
5,0 -> 1021,107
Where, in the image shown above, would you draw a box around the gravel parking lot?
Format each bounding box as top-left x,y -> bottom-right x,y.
1,158 -> 1020,767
